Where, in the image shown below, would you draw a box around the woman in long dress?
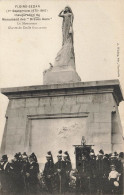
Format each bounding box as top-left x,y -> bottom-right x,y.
54,6 -> 75,68
58,6 -> 74,45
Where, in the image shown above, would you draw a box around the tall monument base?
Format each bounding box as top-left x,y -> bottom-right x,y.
1,80 -> 123,167
43,65 -> 81,85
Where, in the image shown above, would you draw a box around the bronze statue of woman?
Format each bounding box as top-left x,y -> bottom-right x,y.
54,6 -> 75,68
58,6 -> 74,46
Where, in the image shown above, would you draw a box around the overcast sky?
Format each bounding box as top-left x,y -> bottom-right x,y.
0,0 -> 124,145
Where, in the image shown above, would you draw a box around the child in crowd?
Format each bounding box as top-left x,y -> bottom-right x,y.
108,164 -> 120,194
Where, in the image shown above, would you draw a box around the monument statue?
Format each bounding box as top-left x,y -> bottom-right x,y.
54,6 -> 75,69
43,6 -> 81,84
59,6 -> 74,46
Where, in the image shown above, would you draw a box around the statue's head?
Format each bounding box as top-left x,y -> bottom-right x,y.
64,6 -> 72,13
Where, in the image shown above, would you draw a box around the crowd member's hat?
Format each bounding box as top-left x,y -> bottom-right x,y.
30,152 -> 37,162
64,151 -> 68,155
90,152 -> 95,156
22,152 -> 27,158
17,152 -> 21,156
64,151 -> 71,161
63,153 -> 68,157
90,149 -> 95,155
47,151 -> 54,162
111,153 -> 116,158
90,149 -> 94,153
14,153 -> 20,159
17,152 -> 22,159
2,154 -> 8,160
104,154 -> 109,159
22,152 -> 27,156
114,152 -> 118,156
57,150 -> 62,157
99,149 -> 104,155
119,152 -> 124,158
64,151 -> 68,157
114,181 -> 119,187
29,153 -> 34,159
109,153 -> 112,157
46,151 -> 52,158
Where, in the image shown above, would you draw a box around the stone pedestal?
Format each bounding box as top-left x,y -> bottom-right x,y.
43,65 -> 81,85
1,80 -> 123,167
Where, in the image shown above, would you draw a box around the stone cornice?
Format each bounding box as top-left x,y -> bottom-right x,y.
1,80 -> 123,105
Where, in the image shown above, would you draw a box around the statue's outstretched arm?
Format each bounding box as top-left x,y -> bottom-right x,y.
58,10 -> 64,17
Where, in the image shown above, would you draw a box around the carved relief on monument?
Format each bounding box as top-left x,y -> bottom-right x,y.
28,116 -> 88,168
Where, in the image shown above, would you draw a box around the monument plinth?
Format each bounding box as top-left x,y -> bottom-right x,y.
43,65 -> 81,85
43,6 -> 81,85
1,80 -> 124,166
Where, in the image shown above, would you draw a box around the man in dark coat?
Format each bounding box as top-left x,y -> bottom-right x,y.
26,153 -> 39,194
63,151 -> 72,192
117,152 -> 124,194
102,153 -> 110,194
21,152 -> 30,194
0,155 -> 10,194
109,153 -> 119,168
43,151 -> 55,193
80,154 -> 90,194
54,150 -> 66,194
12,153 -> 24,194
96,149 -> 105,194
89,150 -> 97,194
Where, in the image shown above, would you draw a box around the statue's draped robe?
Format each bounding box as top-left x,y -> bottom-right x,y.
43,9 -> 81,84
54,13 -> 75,69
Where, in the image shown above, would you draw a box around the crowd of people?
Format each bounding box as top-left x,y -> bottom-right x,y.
0,149 -> 124,195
